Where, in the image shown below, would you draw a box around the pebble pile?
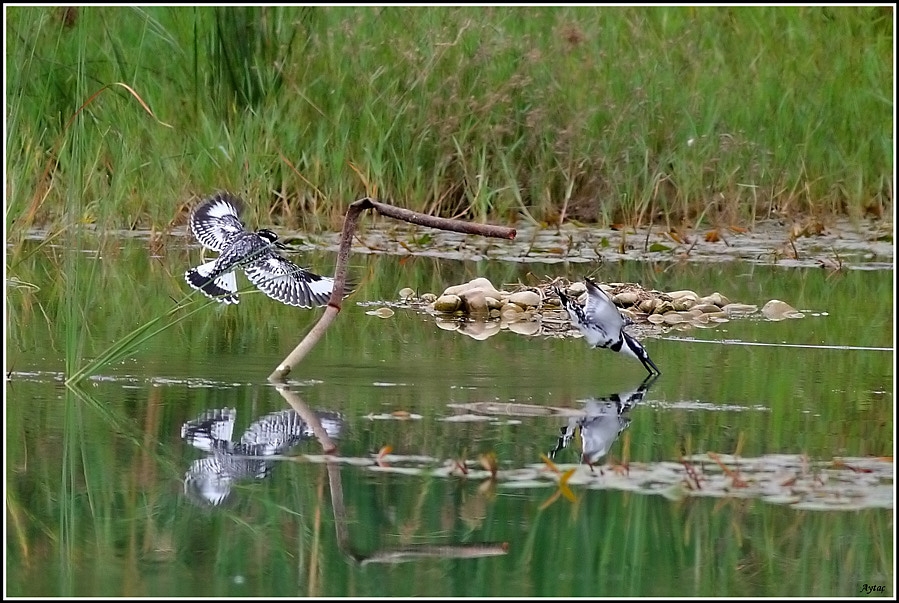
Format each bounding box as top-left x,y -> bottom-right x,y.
389,277 -> 805,340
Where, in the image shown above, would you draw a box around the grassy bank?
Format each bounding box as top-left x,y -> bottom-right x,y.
5,6 -> 893,237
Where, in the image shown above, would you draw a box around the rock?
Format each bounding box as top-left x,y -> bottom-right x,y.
673,298 -> 696,311
662,312 -> 688,325
656,300 -> 676,314
638,298 -> 659,313
507,290 -> 541,309
613,291 -> 640,306
486,296 -> 504,310
568,281 -> 587,296
501,302 -> 523,314
433,294 -> 462,313
762,300 -> 804,321
691,303 -> 722,314
706,292 -> 731,306
443,277 -> 505,300
398,287 -> 416,301
667,289 -> 699,302
459,288 -> 489,316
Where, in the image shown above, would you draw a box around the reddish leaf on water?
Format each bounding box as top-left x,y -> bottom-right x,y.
377,445 -> 393,467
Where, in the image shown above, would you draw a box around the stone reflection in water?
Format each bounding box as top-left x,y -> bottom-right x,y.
182,407 -> 343,506
548,373 -> 658,465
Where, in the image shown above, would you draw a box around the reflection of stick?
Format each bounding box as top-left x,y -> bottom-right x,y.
271,384 -> 338,454
357,543 -> 510,565
269,197 -> 516,381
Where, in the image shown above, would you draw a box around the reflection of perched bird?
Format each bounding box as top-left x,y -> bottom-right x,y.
182,407 -> 343,506
184,192 -> 335,307
555,277 -> 661,375
549,373 -> 658,465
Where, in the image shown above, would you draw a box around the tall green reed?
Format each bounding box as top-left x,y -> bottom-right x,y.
5,6 -> 892,239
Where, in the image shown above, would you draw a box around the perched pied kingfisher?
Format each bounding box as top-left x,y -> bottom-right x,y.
184,192 -> 335,307
555,277 -> 661,375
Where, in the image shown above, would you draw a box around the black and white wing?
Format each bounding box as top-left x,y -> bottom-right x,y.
583,278 -> 625,332
181,407 -> 237,452
244,255 -> 335,308
184,259 -> 240,304
189,192 -> 247,252
239,410 -> 313,456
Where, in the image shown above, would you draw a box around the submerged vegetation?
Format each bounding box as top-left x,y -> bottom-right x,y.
5,6 -> 894,238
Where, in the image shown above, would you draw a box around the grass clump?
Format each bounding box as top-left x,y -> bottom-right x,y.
5,6 -> 893,238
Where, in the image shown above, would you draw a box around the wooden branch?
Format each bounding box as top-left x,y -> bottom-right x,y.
268,197 -> 516,382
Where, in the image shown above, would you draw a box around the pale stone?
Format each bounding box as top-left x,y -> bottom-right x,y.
707,292 -> 731,306
673,298 -> 696,311
568,281 -> 587,296
613,291 -> 640,306
762,299 -> 804,321
638,298 -> 659,313
691,303 -> 722,314
667,289 -> 699,302
443,277 -> 505,300
507,290 -> 541,309
433,294 -> 462,313
486,296 -> 504,310
460,289 -> 489,316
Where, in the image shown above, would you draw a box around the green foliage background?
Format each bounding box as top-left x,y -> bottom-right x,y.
5,6 -> 894,236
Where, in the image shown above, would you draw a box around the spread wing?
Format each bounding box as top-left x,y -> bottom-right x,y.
583,278 -> 625,332
244,255 -> 335,308
189,192 -> 247,252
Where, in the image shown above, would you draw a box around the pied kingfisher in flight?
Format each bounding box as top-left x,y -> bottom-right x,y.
555,277 -> 661,375
184,192 -> 335,307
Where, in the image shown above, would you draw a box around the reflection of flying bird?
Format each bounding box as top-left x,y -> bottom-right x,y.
555,277 -> 661,375
184,192 -> 335,307
182,407 -> 343,506
549,373 -> 658,465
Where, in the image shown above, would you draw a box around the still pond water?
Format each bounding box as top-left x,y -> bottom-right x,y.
5,224 -> 894,597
